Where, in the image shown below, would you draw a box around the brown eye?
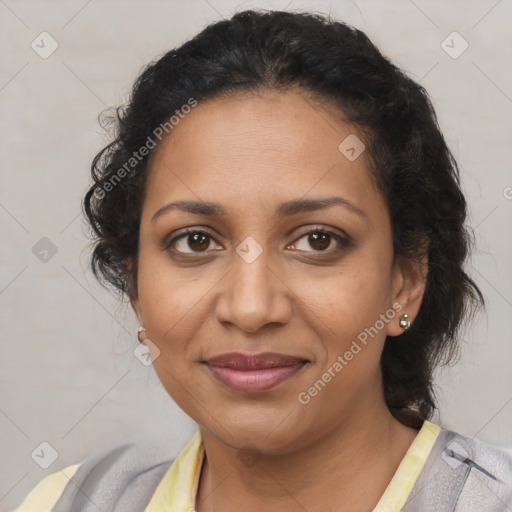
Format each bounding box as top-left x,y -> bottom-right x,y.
167,229 -> 219,254
186,232 -> 210,252
308,232 -> 331,251
291,228 -> 351,255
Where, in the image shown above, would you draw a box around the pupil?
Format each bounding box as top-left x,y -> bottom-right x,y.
309,233 -> 330,250
189,233 -> 209,251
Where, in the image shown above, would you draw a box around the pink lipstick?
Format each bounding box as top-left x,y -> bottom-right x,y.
204,352 -> 307,392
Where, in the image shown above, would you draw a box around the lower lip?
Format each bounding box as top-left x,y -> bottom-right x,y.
205,363 -> 306,392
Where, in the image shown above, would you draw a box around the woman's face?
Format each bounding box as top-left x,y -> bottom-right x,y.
132,89 -> 419,453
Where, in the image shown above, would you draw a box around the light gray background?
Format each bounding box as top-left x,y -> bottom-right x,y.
1,0 -> 511,509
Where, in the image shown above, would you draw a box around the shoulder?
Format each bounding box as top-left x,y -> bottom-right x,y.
441,427 -> 512,484
404,425 -> 512,511
12,442 -> 175,512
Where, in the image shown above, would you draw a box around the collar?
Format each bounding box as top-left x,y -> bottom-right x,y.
144,420 -> 440,512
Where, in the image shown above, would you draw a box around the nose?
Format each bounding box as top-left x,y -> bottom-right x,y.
214,247 -> 293,333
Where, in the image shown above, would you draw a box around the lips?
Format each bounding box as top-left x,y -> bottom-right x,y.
204,352 -> 308,392
206,352 -> 306,370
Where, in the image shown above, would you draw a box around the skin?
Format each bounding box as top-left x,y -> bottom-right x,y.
130,88 -> 427,512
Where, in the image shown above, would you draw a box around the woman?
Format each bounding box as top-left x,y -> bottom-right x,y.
13,9 -> 512,512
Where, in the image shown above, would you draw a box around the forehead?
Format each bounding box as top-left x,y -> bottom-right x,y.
143,89 -> 385,223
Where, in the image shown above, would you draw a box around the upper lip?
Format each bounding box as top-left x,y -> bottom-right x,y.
204,352 -> 308,370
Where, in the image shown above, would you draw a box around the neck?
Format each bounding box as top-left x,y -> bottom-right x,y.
195,395 -> 421,512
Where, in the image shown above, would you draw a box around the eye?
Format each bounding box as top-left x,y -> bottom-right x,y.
164,226 -> 352,258
165,228 -> 221,255
290,229 -> 350,254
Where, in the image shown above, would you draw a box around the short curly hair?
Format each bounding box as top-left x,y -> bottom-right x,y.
82,9 -> 484,429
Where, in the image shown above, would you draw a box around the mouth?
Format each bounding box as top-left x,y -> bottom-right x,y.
203,352 -> 309,393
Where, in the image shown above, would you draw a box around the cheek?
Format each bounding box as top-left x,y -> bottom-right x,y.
295,272 -> 390,413
137,261 -> 214,407
289,256 -> 393,388
135,259 -> 208,400
136,249 -> 215,340
297,261 -> 391,336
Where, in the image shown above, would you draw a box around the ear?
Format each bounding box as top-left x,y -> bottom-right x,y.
386,252 -> 428,337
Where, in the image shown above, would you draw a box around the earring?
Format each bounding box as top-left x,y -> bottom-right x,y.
137,325 -> 146,343
399,314 -> 411,330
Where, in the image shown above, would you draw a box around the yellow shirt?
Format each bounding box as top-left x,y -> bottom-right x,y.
14,420 -> 441,512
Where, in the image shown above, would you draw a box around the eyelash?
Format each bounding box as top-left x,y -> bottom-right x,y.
163,226 -> 352,258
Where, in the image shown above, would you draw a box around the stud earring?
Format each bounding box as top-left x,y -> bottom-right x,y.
399,314 -> 411,330
137,325 -> 146,343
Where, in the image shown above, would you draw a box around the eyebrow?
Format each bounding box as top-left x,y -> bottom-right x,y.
151,196 -> 366,223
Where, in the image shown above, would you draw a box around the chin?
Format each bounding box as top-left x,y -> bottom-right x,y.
202,407 -> 307,454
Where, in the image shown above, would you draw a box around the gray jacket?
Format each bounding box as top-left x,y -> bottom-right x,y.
48,427 -> 512,511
